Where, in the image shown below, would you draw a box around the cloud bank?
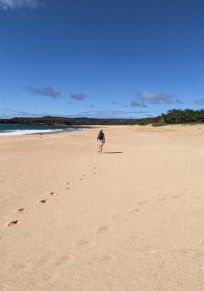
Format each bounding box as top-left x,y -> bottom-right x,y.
76,110 -> 149,118
131,90 -> 182,107
0,0 -> 38,9
28,86 -> 61,98
1,109 -> 48,118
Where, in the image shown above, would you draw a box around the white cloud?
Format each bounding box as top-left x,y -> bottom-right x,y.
131,90 -> 182,107
0,0 -> 38,9
136,91 -> 173,104
76,110 -> 149,118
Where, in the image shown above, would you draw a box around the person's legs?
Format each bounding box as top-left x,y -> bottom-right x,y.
98,140 -> 102,154
98,145 -> 101,153
100,142 -> 104,154
98,142 -> 101,154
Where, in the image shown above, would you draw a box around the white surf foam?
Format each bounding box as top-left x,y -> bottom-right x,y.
0,129 -> 63,136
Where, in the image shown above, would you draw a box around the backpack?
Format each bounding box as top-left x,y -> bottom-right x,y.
98,131 -> 104,140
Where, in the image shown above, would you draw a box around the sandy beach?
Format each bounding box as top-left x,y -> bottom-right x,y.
1,125 -> 204,290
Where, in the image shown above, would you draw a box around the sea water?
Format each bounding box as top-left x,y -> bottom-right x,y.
0,124 -> 90,136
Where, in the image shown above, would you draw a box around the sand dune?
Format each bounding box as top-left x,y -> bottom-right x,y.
1,125 -> 204,290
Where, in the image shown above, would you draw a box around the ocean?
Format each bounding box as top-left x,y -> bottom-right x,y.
0,124 -> 91,136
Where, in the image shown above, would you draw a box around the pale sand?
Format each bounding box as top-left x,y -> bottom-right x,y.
1,125 -> 204,290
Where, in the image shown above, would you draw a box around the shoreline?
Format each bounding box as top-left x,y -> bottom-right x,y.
2,122 -> 204,137
0,125 -> 96,137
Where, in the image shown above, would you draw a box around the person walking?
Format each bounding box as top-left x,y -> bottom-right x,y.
97,129 -> 105,154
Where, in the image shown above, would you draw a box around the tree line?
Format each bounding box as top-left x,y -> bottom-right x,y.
1,109 -> 204,126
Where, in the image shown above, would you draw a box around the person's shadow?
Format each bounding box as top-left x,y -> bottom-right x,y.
103,152 -> 124,154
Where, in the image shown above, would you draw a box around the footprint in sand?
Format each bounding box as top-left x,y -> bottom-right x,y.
96,226 -> 109,234
17,208 -> 25,214
38,199 -> 48,204
8,220 -> 19,227
66,182 -> 73,188
50,192 -> 56,196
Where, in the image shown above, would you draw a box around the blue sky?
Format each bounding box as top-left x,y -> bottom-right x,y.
0,0 -> 203,118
